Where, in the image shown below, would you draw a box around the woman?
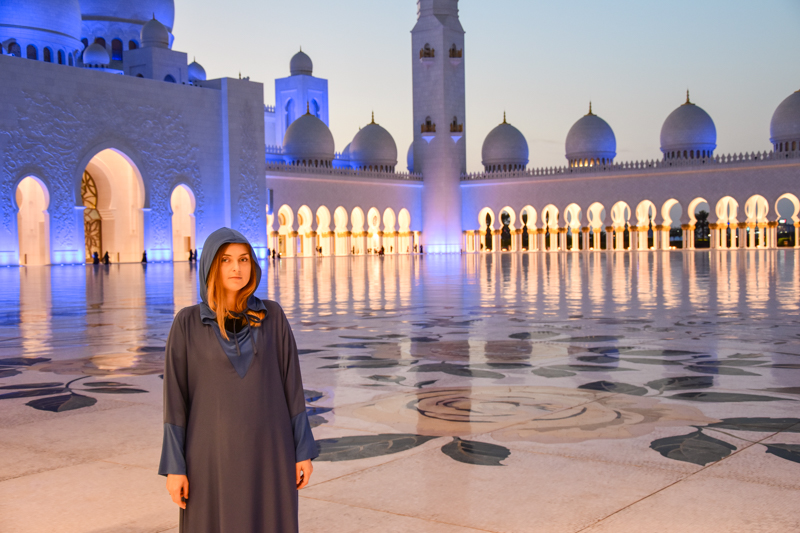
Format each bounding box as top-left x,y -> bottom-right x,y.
159,227 -> 317,532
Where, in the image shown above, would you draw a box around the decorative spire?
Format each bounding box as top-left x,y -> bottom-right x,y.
586,101 -> 594,116
370,111 -> 375,124
684,89 -> 693,105
306,102 -> 311,115
300,45 -> 302,52
502,111 -> 507,124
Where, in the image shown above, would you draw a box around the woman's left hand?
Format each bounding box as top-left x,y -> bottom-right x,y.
296,459 -> 313,489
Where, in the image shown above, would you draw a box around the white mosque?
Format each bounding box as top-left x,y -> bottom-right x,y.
1,0 -> 798,266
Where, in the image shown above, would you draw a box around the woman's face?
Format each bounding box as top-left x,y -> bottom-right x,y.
219,243 -> 252,294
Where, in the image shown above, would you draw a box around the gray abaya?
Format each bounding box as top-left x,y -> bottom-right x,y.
159,228 -> 317,533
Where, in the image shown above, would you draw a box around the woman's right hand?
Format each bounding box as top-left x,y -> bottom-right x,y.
166,474 -> 189,509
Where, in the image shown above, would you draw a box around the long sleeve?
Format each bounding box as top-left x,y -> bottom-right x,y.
158,310 -> 190,476
279,309 -> 319,463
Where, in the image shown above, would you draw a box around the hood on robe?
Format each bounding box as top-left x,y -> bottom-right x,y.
199,227 -> 263,308
197,228 -> 268,377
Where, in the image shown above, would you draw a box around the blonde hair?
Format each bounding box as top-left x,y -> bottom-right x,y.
206,243 -> 265,340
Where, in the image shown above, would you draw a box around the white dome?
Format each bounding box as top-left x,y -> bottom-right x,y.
83,42 -> 109,66
660,92 -> 716,159
80,0 -> 175,31
141,17 -> 170,49
565,105 -> 616,166
282,111 -> 335,164
770,90 -> 800,149
188,60 -> 206,82
481,115 -> 529,171
350,116 -> 398,170
340,143 -> 351,160
0,0 -> 82,50
407,143 -> 414,172
290,50 -> 313,76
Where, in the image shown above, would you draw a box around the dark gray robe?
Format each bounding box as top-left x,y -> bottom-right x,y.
159,228 -> 316,533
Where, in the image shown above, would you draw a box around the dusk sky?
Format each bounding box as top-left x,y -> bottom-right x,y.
174,0 -> 800,173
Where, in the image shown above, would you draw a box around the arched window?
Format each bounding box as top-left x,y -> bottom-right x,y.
68,52 -> 73,66
111,39 -> 123,61
128,40 -> 138,50
43,47 -> 52,62
136,73 -> 144,78
94,37 -> 106,48
0,43 -> 3,55
285,99 -> 293,128
8,42 -> 20,57
420,43 -> 434,58
57,50 -> 65,64
164,74 -> 176,83
81,38 -> 89,50
793,141 -> 797,151
311,99 -> 320,118
26,45 -> 37,60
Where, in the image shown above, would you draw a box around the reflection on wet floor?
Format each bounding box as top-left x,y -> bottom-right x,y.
1,250 -> 799,532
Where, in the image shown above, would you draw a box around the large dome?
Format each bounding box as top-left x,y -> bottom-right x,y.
770,90 -> 800,152
282,111 -> 335,166
290,50 -> 313,76
0,0 -> 82,52
80,0 -> 175,31
565,104 -> 616,167
660,92 -> 717,160
481,115 -> 529,172
350,116 -> 398,171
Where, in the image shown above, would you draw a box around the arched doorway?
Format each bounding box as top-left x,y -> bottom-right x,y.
16,177 -> 50,265
316,205 -> 332,256
82,149 -> 145,263
170,184 -> 196,261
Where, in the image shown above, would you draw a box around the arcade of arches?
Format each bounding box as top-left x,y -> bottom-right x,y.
467,194 -> 800,253
12,149 -> 200,266
268,205 -> 419,257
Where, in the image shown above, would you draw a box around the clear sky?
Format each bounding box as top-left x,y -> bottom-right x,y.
173,0 -> 800,173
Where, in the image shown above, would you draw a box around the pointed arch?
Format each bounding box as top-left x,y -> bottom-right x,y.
170,184 -> 196,261
15,176 -> 51,265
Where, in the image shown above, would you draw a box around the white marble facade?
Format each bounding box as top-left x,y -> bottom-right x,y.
1,0 -> 798,266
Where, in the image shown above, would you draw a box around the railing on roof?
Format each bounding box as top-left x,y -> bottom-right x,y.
265,105 -> 275,113
461,149 -> 800,181
265,145 -> 283,155
266,161 -> 423,182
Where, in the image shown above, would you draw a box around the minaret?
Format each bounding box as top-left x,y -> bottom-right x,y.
412,0 -> 465,253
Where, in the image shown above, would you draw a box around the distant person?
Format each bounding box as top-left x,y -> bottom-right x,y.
141,252 -> 148,263
188,250 -> 194,262
420,245 -> 424,254
160,227 -> 316,531
379,246 -> 385,256
92,252 -> 100,265
193,249 -> 198,262
103,252 -> 110,265
271,249 -> 276,260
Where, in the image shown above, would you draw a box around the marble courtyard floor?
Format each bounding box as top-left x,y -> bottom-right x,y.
1,251 -> 799,533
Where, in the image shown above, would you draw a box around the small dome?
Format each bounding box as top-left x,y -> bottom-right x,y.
290,50 -> 313,76
481,114 -> 529,172
565,104 -> 616,167
80,0 -> 175,31
83,42 -> 109,66
660,92 -> 717,160
141,17 -> 170,49
188,60 -> 206,82
407,143 -> 414,173
282,110 -> 335,166
770,90 -> 800,152
349,114 -> 398,171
